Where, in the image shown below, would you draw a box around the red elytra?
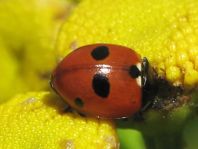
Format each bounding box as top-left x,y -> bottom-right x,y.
51,44 -> 143,119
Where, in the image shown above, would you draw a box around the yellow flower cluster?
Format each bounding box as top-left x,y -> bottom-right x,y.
57,0 -> 198,88
0,0 -> 119,148
0,92 -> 118,149
0,0 -> 70,102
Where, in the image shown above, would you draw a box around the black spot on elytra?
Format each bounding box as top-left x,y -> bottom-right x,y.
129,65 -> 141,78
75,97 -> 84,107
91,46 -> 109,60
92,74 -> 110,98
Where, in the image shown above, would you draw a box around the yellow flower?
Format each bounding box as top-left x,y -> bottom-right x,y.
57,0 -> 198,88
0,92 -> 118,149
0,0 -> 73,102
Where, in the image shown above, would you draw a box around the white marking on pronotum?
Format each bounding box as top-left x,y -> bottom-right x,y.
96,64 -> 112,74
136,63 -> 142,87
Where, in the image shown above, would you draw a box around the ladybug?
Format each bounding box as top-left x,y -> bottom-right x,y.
50,44 -> 150,119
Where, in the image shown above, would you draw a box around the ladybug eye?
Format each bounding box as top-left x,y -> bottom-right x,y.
91,46 -> 109,60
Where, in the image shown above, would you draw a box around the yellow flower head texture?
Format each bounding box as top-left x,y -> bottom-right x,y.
58,0 -> 198,88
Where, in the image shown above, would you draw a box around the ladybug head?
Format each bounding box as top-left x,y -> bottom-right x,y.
141,57 -> 157,108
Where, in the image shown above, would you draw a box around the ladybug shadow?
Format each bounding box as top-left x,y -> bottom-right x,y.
43,91 -> 96,119
42,92 -> 71,115
42,92 -> 114,126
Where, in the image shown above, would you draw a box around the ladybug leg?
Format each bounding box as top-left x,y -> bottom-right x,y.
62,105 -> 73,112
132,100 -> 153,122
66,108 -> 86,117
60,101 -> 86,116
62,104 -> 86,117
141,100 -> 153,112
